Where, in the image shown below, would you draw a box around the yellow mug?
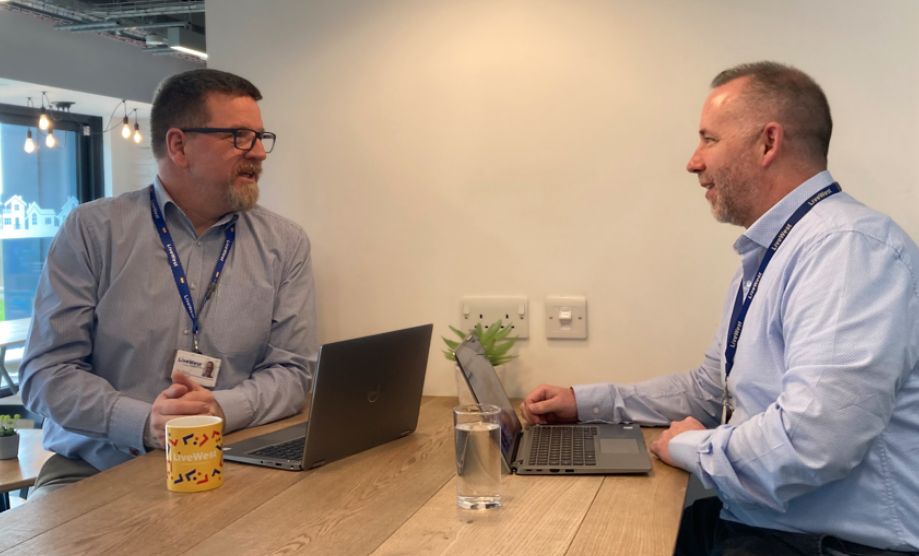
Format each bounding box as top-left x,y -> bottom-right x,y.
166,415 -> 224,493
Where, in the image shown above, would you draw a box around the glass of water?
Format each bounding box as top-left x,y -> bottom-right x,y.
454,403 -> 502,509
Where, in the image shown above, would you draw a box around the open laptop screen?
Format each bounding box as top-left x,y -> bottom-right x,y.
454,334 -> 523,468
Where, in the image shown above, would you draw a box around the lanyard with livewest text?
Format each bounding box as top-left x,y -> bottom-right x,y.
721,182 -> 841,424
149,185 -> 235,353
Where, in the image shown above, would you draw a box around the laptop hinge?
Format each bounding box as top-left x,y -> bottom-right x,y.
399,429 -> 412,438
309,459 -> 326,469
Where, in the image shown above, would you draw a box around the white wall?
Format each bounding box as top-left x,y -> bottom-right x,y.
105,117 -> 157,197
0,9 -> 197,103
207,0 -> 919,397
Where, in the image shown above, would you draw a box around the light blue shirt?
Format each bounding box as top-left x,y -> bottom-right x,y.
20,178 -> 318,471
575,171 -> 919,551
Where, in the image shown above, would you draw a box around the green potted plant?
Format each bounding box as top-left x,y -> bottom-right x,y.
442,320 -> 518,403
0,414 -> 20,460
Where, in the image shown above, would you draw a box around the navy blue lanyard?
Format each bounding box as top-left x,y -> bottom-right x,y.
723,183 -> 841,378
149,186 -> 235,352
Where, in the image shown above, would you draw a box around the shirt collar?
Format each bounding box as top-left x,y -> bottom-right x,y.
734,170 -> 835,254
152,176 -> 239,232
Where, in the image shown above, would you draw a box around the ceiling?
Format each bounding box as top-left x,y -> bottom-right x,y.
0,0 -> 206,62
0,77 -> 152,121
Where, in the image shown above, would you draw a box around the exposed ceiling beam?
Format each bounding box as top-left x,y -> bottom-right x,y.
56,20 -> 188,33
86,2 -> 205,19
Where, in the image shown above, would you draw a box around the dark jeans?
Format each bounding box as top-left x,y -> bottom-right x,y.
675,497 -> 917,556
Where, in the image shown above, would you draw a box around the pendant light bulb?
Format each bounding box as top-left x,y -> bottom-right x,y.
24,129 -> 35,153
39,108 -> 49,131
121,116 -> 131,139
133,123 -> 142,144
45,130 -> 56,148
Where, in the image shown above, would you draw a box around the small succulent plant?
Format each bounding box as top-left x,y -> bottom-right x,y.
442,320 -> 518,367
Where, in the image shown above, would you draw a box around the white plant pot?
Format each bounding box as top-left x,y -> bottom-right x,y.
455,364 -> 505,405
0,434 -> 19,460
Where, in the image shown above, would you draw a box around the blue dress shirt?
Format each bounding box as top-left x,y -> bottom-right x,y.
20,178 -> 318,471
574,171 -> 919,551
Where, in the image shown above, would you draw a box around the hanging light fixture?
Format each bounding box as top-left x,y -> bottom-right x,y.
38,92 -> 50,130
45,129 -> 56,148
121,100 -> 131,139
132,109 -> 142,144
23,98 -> 37,153
24,129 -> 35,153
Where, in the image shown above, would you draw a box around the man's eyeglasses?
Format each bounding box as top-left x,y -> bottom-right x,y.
181,128 -> 277,153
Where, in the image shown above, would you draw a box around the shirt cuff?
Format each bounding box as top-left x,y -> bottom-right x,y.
667,429 -> 713,476
572,383 -> 617,422
212,388 -> 254,434
109,395 -> 153,453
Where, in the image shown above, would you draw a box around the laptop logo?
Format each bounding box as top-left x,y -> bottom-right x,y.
368,384 -> 382,403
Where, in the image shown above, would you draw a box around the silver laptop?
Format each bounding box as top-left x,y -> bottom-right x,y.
223,324 -> 433,471
454,333 -> 652,475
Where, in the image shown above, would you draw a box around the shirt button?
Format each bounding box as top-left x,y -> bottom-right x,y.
190,284 -> 196,290
593,407 -> 600,414
196,241 -> 201,247
183,330 -> 189,335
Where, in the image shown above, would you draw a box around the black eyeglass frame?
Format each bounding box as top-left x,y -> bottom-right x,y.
180,127 -> 277,153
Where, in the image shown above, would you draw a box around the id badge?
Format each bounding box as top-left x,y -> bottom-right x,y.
173,350 -> 221,388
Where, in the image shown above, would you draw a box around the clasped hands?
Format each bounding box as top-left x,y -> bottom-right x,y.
147,370 -> 226,449
519,383 -> 705,468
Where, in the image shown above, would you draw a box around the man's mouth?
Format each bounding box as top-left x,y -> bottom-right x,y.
701,182 -> 714,190
234,166 -> 261,182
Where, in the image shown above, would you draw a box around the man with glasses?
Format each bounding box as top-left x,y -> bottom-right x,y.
20,69 -> 317,498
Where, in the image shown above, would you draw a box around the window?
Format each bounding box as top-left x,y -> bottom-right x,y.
0,102 -> 103,397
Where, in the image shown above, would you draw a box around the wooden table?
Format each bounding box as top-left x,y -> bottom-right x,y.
0,397 -> 689,555
0,430 -> 52,511
0,319 -> 31,395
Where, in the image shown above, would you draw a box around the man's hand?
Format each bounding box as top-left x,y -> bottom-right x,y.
648,417 -> 706,467
519,384 -> 579,425
146,371 -> 226,449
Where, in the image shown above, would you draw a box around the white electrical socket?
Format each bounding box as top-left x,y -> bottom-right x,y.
546,295 -> 587,339
458,296 -> 529,339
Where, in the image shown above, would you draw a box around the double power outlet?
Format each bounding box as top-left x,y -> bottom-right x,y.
458,295 -> 587,340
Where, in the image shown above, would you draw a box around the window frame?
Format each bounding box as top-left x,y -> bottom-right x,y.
0,103 -> 104,397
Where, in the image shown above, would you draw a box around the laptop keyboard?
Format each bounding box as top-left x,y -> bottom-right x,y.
527,426 -> 597,467
249,437 -> 305,460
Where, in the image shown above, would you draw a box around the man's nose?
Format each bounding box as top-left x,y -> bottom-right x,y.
686,149 -> 704,174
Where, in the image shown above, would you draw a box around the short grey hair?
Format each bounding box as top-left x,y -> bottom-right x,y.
712,61 -> 832,164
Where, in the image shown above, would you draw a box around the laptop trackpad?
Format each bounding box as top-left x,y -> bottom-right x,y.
599,439 -> 640,454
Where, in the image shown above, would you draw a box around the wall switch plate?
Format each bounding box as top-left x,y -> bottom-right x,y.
459,296 -> 528,339
546,295 -> 587,339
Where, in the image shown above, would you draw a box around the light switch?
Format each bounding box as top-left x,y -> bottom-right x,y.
546,295 -> 587,339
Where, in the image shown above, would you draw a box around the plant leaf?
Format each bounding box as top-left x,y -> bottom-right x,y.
481,320 -> 502,342
441,336 -> 460,350
490,339 -> 516,357
442,350 -> 456,361
493,325 -> 515,341
450,325 -> 468,340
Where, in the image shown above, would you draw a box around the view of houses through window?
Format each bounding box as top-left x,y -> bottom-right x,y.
0,121 -> 80,322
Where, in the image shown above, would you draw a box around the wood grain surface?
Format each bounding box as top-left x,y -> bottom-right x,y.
0,397 -> 689,556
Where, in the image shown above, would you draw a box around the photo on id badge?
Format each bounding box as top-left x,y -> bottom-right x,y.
174,350 -> 221,388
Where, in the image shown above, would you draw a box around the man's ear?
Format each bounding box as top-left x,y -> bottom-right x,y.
760,122 -> 784,168
165,128 -> 191,169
